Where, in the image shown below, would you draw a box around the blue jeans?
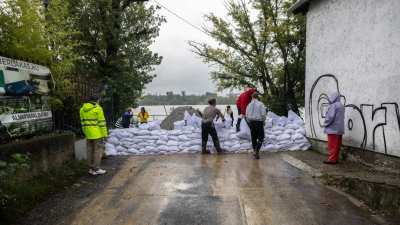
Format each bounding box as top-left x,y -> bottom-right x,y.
236,106 -> 242,130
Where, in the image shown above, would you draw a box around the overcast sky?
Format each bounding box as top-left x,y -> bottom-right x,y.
145,0 -> 235,96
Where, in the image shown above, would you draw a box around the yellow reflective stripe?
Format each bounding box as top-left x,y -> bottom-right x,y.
83,124 -> 99,127
99,125 -> 106,127
99,120 -> 106,123
82,119 -> 97,122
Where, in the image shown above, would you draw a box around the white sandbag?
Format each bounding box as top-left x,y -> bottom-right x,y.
147,136 -> 159,140
272,131 -> 283,136
138,142 -> 150,147
269,135 -> 277,141
213,117 -> 225,130
206,141 -> 214,147
119,137 -> 134,143
108,137 -> 119,145
150,130 -> 161,136
237,120 -> 251,140
159,135 -> 169,142
228,129 -> 236,135
167,146 -> 179,152
182,126 -> 195,131
291,133 -> 304,140
167,140 -> 179,146
168,130 -> 181,136
223,146 -> 232,152
190,139 -> 202,146
178,145 -> 186,151
168,136 -> 179,141
301,142 -> 311,150
277,117 -> 288,127
105,142 -> 115,149
296,127 -> 306,135
139,148 -> 147,153
122,141 -> 134,148
105,148 -> 117,156
288,110 -> 300,121
116,145 -> 127,152
241,142 -> 252,149
181,130 -> 193,135
108,133 -> 117,138
229,134 -> 240,141
148,120 -> 162,131
292,117 -> 304,125
145,146 -> 157,152
173,120 -> 186,130
230,143 -> 241,151
128,148 -> 140,154
188,145 -> 202,152
148,140 -> 156,143
267,111 -> 279,119
264,120 -> 273,128
225,114 -> 233,129
137,130 -> 151,136
184,110 -> 196,128
279,133 -> 291,141
294,137 -> 309,144
223,141 -> 233,146
191,115 -> 203,129
181,141 -> 191,147
283,129 -> 296,135
178,135 -> 190,142
285,124 -> 300,130
130,144 -> 141,149
156,140 -> 167,146
264,144 -> 277,152
272,126 -> 285,131
139,123 -> 149,130
132,138 -> 144,144
117,131 -> 131,139
156,145 -> 166,151
188,133 -> 202,139
126,128 -> 140,134
161,130 -> 168,135
194,128 -> 202,133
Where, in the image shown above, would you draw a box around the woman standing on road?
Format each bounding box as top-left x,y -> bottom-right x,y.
137,107 -> 149,124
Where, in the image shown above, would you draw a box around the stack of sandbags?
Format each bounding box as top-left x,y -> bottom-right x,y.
103,110 -> 311,156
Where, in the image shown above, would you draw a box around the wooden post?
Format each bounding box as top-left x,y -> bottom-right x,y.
164,105 -> 172,130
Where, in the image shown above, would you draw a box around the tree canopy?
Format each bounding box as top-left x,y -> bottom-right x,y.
67,0 -> 166,114
188,0 -> 306,116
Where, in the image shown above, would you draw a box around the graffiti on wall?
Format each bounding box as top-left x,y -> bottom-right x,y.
309,74 -> 400,157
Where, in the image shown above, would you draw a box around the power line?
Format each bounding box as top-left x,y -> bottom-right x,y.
152,0 -> 211,37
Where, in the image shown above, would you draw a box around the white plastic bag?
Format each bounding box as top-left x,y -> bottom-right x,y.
224,114 -> 233,129
173,120 -> 185,130
139,123 -> 149,130
264,120 -> 273,129
213,117 -> 225,130
168,136 -> 179,141
156,140 -> 167,146
105,148 -> 117,156
108,137 -> 119,145
178,135 -> 190,142
148,120 -> 162,131
167,140 -> 179,146
150,130 -> 161,136
137,130 -> 151,136
237,121 -> 251,140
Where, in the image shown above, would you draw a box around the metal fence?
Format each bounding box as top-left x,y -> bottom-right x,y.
52,78 -> 114,133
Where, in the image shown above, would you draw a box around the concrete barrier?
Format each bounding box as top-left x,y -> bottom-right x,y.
0,133 -> 75,177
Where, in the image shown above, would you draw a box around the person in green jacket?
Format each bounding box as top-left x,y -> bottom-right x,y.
80,94 -> 108,175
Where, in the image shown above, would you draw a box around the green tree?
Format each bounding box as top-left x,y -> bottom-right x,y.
67,0 -> 166,115
188,0 -> 306,116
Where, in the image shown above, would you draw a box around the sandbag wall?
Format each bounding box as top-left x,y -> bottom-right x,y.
104,110 -> 311,156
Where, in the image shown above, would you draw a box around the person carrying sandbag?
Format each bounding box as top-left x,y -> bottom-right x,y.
201,98 -> 225,155
137,107 -> 149,124
246,92 -> 266,159
236,88 -> 255,132
79,94 -> 107,175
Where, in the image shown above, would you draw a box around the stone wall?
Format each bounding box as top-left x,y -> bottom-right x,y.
305,0 -> 400,158
0,133 -> 76,177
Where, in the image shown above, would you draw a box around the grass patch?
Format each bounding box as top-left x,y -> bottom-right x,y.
320,173 -> 340,186
0,159 -> 88,224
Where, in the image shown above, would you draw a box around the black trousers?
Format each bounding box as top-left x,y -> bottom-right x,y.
250,121 -> 264,150
122,124 -> 129,128
201,122 -> 219,143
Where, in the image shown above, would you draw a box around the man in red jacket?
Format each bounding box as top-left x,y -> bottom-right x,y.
236,88 -> 255,131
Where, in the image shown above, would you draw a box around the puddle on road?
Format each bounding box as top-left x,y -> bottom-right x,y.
163,182 -> 191,190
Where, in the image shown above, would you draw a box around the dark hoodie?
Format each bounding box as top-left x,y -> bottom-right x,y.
323,92 -> 345,135
236,88 -> 255,115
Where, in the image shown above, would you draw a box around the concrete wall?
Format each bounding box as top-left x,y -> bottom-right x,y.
0,133 -> 75,177
305,0 -> 400,158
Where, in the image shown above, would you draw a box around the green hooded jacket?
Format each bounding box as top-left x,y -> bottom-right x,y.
79,102 -> 108,139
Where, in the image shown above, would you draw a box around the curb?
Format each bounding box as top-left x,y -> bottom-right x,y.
281,153 -> 400,219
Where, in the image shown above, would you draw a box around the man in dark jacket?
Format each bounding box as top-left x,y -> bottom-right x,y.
322,92 -> 345,164
236,88 -> 255,131
122,107 -> 133,128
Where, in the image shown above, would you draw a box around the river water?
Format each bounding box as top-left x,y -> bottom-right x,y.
131,105 -> 239,122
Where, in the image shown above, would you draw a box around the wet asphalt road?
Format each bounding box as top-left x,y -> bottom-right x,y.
24,153 -> 384,225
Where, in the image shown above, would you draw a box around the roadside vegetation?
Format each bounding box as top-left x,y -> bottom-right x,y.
0,157 -> 87,224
